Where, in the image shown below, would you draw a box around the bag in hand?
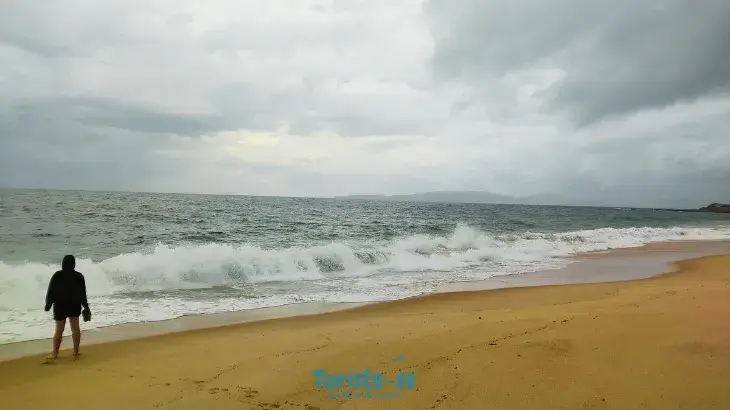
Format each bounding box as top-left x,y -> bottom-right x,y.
82,309 -> 91,322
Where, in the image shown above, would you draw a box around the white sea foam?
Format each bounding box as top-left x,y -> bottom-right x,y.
1,224 -> 728,343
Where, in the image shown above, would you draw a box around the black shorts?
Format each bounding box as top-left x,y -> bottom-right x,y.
53,304 -> 82,321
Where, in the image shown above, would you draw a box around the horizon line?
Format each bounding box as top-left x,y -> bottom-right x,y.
0,186 -> 713,211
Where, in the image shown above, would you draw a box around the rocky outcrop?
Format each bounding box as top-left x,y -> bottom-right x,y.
698,203 -> 730,213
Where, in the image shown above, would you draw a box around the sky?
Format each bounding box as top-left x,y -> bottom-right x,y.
1,0 -> 729,208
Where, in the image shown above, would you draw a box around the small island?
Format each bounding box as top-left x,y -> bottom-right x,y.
698,203 -> 730,213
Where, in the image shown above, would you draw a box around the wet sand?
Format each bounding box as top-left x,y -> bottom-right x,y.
440,239 -> 730,291
1,244 -> 729,409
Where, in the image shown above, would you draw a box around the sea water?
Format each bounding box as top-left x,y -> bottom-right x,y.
1,188 -> 728,343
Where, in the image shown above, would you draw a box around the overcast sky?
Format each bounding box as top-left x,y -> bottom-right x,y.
1,0 -> 729,207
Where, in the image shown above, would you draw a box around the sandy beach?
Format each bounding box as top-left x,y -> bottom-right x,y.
1,252 -> 729,409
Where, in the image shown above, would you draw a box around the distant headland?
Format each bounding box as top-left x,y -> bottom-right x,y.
698,203 -> 730,213
333,191 -> 730,212
333,191 -> 517,205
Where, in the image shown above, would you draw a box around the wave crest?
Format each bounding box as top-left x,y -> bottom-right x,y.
1,224 -> 728,309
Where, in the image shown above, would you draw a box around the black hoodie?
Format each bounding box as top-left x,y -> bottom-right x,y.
44,255 -> 89,312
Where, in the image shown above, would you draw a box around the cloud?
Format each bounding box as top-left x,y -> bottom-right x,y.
427,0 -> 730,126
1,0 -> 729,207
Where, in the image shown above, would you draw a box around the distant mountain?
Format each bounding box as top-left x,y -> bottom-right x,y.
333,191 -> 522,205
332,190 -> 716,210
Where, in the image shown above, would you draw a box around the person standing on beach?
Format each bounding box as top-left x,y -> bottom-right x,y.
44,255 -> 91,360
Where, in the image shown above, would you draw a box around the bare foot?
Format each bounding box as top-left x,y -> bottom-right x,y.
73,352 -> 82,360
43,355 -> 57,364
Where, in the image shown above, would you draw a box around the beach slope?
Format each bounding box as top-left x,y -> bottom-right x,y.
1,255 -> 729,409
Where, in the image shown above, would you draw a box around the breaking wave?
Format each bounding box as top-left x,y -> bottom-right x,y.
1,223 -> 728,308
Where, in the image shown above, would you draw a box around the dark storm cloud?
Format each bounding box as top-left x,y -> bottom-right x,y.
0,101 -> 189,191
211,82 -> 440,137
8,98 -> 227,136
0,33 -> 69,59
427,0 -> 730,125
0,1 -> 132,59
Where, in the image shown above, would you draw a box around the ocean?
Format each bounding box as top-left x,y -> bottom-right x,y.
1,188 -> 729,344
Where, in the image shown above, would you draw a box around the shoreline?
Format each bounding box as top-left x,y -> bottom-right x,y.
1,245 -> 728,409
439,238 -> 730,291
1,238 -> 729,362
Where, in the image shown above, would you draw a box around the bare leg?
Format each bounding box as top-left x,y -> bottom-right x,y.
48,319 -> 66,360
69,317 -> 81,356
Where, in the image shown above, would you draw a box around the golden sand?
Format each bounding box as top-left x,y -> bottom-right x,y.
1,254 -> 729,410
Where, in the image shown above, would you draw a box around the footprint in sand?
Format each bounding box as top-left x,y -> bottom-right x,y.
257,402 -> 281,409
522,338 -> 573,356
284,400 -> 320,410
236,386 -> 259,398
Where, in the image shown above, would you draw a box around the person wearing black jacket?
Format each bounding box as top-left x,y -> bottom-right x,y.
44,254 -> 91,360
